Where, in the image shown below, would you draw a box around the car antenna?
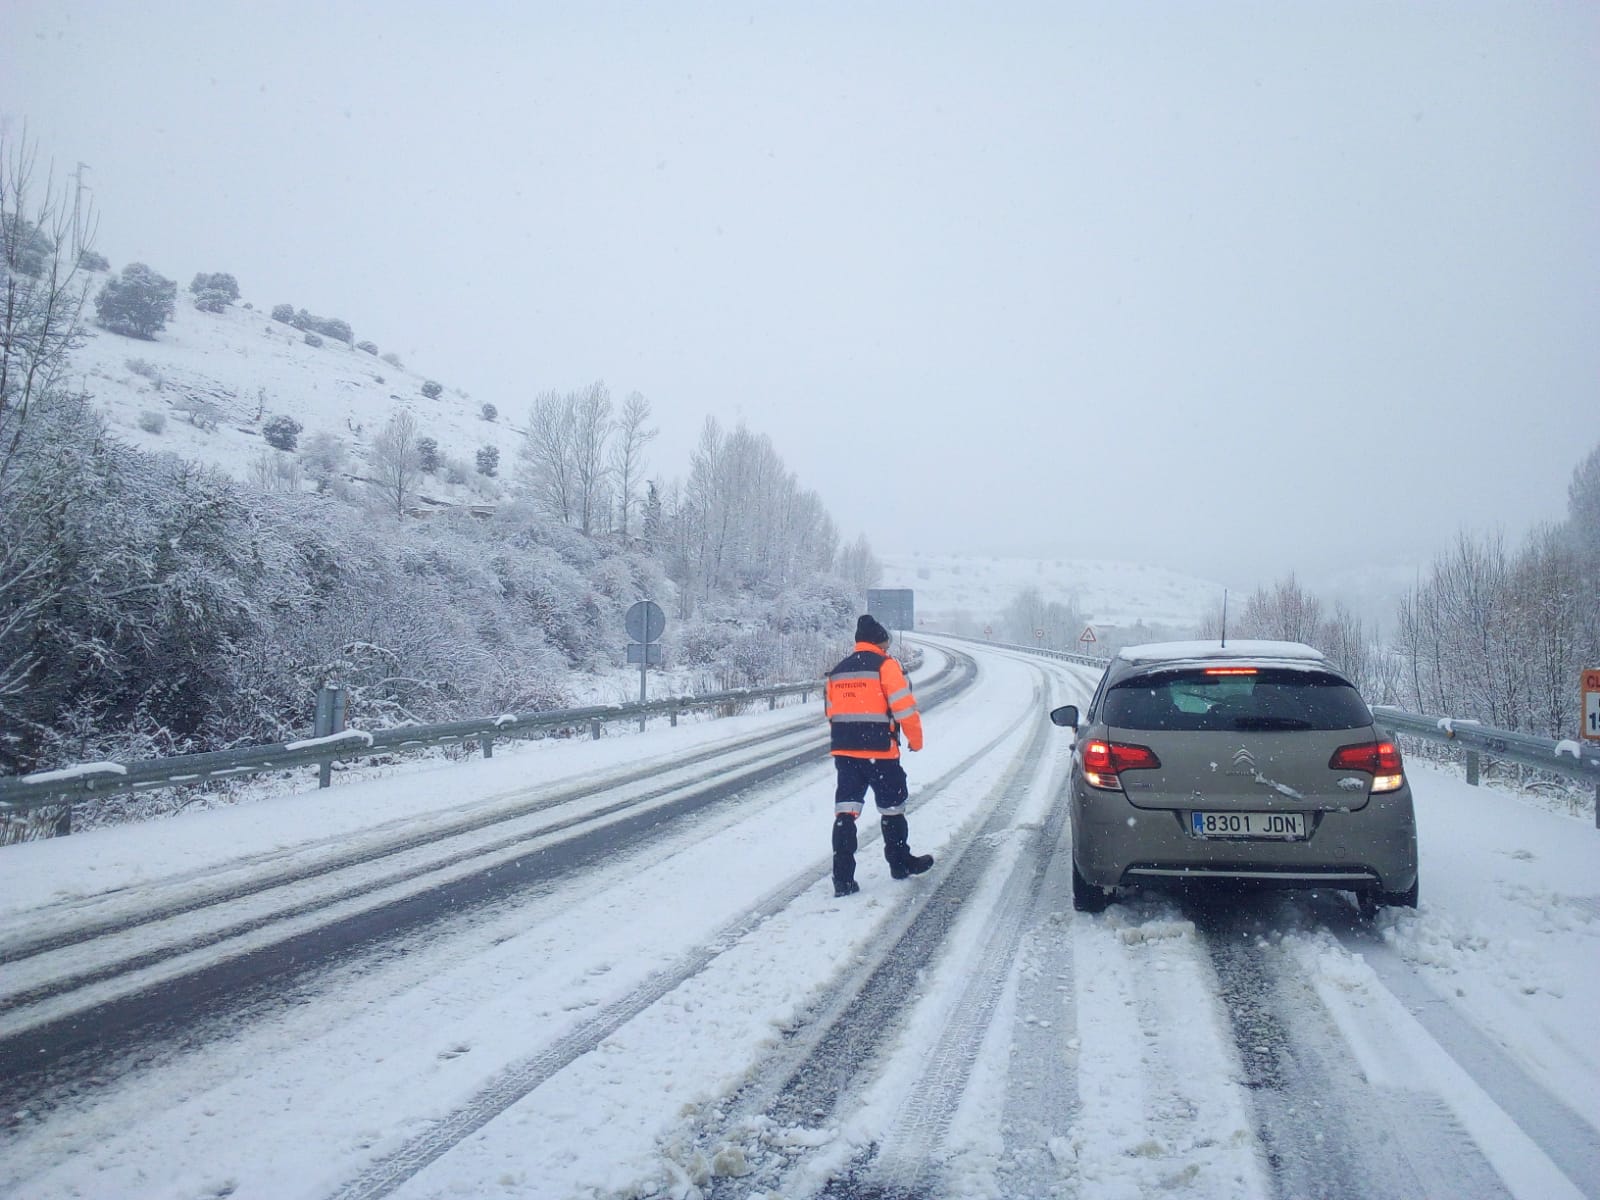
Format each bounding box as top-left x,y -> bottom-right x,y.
1220,589 -> 1228,648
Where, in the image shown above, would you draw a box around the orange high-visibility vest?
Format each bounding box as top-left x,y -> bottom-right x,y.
825,642 -> 923,759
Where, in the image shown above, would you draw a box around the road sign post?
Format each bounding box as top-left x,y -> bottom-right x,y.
1079,625 -> 1097,655
625,600 -> 667,731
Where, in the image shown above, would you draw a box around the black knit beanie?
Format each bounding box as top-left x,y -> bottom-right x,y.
855,614 -> 890,645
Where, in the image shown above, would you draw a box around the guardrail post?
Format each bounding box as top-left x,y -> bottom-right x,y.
481,733 -> 494,759
769,695 -> 777,711
590,718 -> 602,740
1465,749 -> 1479,787
315,683 -> 348,788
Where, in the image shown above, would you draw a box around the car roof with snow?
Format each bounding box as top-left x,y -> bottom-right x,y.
1107,640 -> 1335,683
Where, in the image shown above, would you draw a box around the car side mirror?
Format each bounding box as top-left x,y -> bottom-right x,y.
1050,704 -> 1079,729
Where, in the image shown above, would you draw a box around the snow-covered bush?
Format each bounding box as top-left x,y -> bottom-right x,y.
299,431 -> 347,493
248,448 -> 303,493
95,263 -> 177,338
286,308 -> 353,344
125,357 -> 161,383
1,211 -> 52,277
174,395 -> 219,430
421,380 -> 443,399
77,247 -> 109,272
263,414 -> 302,451
480,402 -> 497,421
475,444 -> 499,476
356,340 -> 378,355
271,303 -> 294,323
417,436 -> 439,474
189,271 -> 240,312
303,332 -> 323,348
137,410 -> 166,434
381,351 -> 403,368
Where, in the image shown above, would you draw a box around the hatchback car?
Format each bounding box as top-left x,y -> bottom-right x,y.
1051,640 -> 1418,917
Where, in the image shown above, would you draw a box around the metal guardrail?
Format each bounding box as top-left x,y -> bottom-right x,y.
0,682 -> 819,816
930,632 -> 1107,669
1373,705 -> 1600,827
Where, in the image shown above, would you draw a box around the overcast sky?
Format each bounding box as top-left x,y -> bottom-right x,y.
5,1 -> 1597,587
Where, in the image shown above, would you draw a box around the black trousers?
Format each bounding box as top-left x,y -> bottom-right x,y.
832,756 -> 913,885
832,755 -> 908,816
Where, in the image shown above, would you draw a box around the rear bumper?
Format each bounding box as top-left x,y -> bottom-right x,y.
1069,782 -> 1418,894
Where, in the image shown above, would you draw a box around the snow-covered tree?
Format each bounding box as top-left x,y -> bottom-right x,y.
520,388 -> 578,524
836,534 -> 882,597
370,409 -> 422,517
610,391 -> 656,540
263,414 -> 302,451
95,262 -> 176,338
189,271 -> 240,312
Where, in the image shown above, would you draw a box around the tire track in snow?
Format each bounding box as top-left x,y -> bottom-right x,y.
1196,897 -> 1512,1200
1329,915 -> 1600,1197
667,667 -> 1067,1199
992,849 -> 1080,1198
850,731 -> 1073,1195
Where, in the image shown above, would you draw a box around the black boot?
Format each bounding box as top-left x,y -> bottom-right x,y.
832,814 -> 859,896
881,814 -> 934,880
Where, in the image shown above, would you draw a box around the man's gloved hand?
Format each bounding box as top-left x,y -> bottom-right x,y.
908,734 -> 923,752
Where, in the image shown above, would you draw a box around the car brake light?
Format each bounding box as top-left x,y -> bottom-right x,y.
1204,667 -> 1258,675
1329,741 -> 1405,793
1082,739 -> 1161,790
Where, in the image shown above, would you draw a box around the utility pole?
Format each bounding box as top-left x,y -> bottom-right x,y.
71,162 -> 90,259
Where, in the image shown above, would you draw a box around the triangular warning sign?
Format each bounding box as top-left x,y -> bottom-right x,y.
1079,626 -> 1096,643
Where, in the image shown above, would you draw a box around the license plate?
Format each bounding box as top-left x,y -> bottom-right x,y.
1190,811 -> 1306,839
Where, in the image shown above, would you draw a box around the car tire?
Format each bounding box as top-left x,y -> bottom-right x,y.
1357,872 -> 1419,919
1072,858 -> 1110,913
1383,873 -> 1419,910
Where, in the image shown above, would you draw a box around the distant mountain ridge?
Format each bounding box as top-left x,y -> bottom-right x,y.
877,552 -> 1225,634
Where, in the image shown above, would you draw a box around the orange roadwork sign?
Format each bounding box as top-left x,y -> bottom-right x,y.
1583,669 -> 1600,740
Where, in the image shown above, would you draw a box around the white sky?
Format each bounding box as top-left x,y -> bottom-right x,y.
4,1 -> 1597,582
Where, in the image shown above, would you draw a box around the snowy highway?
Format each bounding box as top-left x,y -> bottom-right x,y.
0,640 -> 1597,1200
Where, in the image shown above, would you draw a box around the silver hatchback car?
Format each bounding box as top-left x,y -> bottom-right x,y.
1051,640 -> 1418,917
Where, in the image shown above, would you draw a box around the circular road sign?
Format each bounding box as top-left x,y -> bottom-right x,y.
626,599 -> 666,644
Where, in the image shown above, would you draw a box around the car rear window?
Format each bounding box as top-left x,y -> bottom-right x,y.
1101,668 -> 1372,732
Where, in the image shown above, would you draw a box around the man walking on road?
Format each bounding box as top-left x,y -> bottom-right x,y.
825,614 -> 933,897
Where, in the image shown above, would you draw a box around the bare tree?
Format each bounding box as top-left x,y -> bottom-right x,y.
610,390 -> 657,540
0,131 -> 97,714
370,409 -> 422,518
836,533 -> 882,596
2,129 -> 95,480
519,389 -> 577,523
1238,574 -> 1324,643
570,381 -> 612,535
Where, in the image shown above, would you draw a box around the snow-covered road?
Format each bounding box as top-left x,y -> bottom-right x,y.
0,639 -> 1596,1199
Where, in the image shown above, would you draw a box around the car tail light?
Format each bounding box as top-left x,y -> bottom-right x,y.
1329,741 -> 1405,793
1081,739 -> 1161,790
1204,667 -> 1258,675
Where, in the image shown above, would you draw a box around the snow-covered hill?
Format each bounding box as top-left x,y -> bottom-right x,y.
878,552 -> 1225,635
68,282 -> 517,506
